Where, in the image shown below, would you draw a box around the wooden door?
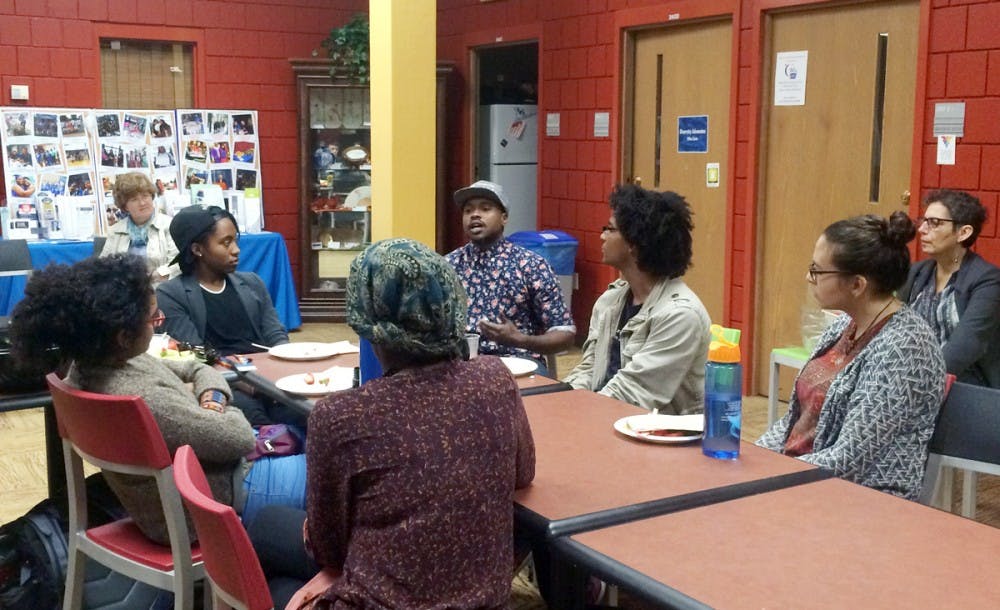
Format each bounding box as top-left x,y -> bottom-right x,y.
625,19 -> 732,322
755,0 -> 919,393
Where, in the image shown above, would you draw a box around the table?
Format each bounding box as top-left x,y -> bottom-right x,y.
514,389 -> 828,539
0,232 -> 301,330
555,478 -> 1000,609
232,351 -> 561,403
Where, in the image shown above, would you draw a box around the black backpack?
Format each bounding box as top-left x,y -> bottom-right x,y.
0,499 -> 68,610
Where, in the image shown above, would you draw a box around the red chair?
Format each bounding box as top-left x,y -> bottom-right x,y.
46,373 -> 206,610
173,445 -> 274,610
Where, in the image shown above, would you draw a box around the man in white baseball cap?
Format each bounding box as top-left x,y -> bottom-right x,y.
446,180 -> 575,375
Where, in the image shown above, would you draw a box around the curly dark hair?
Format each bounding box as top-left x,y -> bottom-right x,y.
923,189 -> 986,248
10,254 -> 152,370
823,211 -> 916,296
609,184 -> 694,278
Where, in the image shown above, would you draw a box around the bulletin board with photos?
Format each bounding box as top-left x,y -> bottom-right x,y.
0,107 -> 264,242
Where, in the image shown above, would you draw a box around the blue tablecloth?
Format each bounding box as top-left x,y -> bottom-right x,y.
0,232 -> 301,330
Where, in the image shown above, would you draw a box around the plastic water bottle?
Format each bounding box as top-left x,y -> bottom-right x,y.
703,329 -> 742,460
358,336 -> 383,385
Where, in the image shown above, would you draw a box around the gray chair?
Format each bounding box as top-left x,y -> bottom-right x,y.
92,236 -> 107,256
919,381 -> 1000,516
0,239 -> 32,277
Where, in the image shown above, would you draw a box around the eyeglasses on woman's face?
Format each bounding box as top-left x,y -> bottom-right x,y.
148,308 -> 166,326
806,263 -> 848,284
916,216 -> 955,230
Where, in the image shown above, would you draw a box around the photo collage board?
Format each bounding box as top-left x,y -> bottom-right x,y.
1,108 -> 99,240
176,109 -> 263,233
1,107 -> 263,241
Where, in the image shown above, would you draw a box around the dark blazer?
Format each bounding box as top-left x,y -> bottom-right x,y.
899,251 -> 1000,387
156,271 -> 289,349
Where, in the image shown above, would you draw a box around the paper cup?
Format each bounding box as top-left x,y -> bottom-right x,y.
465,333 -> 480,359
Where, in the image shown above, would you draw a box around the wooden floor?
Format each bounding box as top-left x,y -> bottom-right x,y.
3,322 -> 998,609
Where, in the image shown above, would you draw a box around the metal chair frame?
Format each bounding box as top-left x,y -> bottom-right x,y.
47,373 -> 206,610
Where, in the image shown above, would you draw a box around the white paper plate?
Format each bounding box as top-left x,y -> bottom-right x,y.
500,356 -> 538,377
275,367 -> 354,397
613,413 -> 704,444
345,186 -> 371,208
268,341 -> 357,361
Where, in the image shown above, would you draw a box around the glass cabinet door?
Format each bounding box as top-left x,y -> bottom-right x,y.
293,57 -> 373,320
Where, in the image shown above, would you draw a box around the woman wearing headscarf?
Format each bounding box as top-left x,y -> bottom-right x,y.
898,189 -> 1000,387
305,238 -> 536,609
757,212 -> 945,500
100,172 -> 179,282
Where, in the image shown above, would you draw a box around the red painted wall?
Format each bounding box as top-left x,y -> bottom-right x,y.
438,0 -> 1000,385
921,0 -> 1000,263
0,0 -> 367,282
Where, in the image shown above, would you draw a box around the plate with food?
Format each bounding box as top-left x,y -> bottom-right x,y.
268,342 -> 356,361
500,356 -> 538,377
275,367 -> 355,397
613,413 -> 704,444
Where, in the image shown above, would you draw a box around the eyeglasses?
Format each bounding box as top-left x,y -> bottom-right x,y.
916,216 -> 955,230
148,309 -> 166,326
807,264 -> 848,284
601,225 -> 619,234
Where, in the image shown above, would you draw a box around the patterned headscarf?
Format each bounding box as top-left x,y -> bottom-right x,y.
347,238 -> 468,360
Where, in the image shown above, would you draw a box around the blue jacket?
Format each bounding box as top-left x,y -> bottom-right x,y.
156,271 -> 288,349
899,251 -> 1000,387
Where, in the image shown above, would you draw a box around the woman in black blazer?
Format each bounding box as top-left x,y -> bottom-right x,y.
899,189 -> 1000,387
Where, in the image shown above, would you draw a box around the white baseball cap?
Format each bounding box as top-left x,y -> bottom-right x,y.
453,180 -> 509,213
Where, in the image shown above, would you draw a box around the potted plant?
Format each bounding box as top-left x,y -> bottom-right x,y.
321,13 -> 369,83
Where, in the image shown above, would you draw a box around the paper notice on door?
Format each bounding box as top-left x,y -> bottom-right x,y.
937,135 -> 956,165
706,163 -> 720,188
774,50 -> 808,106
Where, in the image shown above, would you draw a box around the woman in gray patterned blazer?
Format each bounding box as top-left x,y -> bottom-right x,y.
758,211 -> 945,500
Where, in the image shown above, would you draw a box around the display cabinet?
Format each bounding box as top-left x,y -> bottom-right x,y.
292,59 -> 452,321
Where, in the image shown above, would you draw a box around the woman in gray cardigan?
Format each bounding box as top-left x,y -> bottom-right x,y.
758,212 -> 945,500
898,189 -> 1000,387
9,254 -> 305,542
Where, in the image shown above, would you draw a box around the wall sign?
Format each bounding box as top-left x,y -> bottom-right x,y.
678,115 -> 708,153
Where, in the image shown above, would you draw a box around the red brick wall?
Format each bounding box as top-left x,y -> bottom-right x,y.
922,0 -> 1000,263
438,0 -> 1000,383
436,0 -> 739,337
0,0 -> 367,282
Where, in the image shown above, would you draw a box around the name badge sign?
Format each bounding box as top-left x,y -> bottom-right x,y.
678,115 -> 708,153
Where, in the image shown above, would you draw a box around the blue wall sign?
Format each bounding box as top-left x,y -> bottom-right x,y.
677,115 -> 709,153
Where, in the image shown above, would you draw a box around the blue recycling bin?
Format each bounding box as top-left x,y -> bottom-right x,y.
508,230 -> 578,310
507,230 -> 578,275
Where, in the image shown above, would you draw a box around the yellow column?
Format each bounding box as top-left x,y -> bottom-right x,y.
369,0 -> 436,246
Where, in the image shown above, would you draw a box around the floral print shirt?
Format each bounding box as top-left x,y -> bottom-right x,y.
446,239 -> 575,360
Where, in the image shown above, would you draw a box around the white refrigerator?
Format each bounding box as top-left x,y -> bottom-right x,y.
478,104 -> 538,235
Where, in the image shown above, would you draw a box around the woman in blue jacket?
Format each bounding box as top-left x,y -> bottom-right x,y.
899,189 -> 1000,387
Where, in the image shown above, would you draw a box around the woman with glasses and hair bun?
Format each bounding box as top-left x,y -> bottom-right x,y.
898,189 -> 1000,387
758,211 -> 945,500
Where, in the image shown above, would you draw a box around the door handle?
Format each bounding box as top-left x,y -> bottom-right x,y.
900,189 -> 910,207
633,176 -> 642,186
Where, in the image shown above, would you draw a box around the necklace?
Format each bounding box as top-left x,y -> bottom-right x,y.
846,297 -> 896,353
